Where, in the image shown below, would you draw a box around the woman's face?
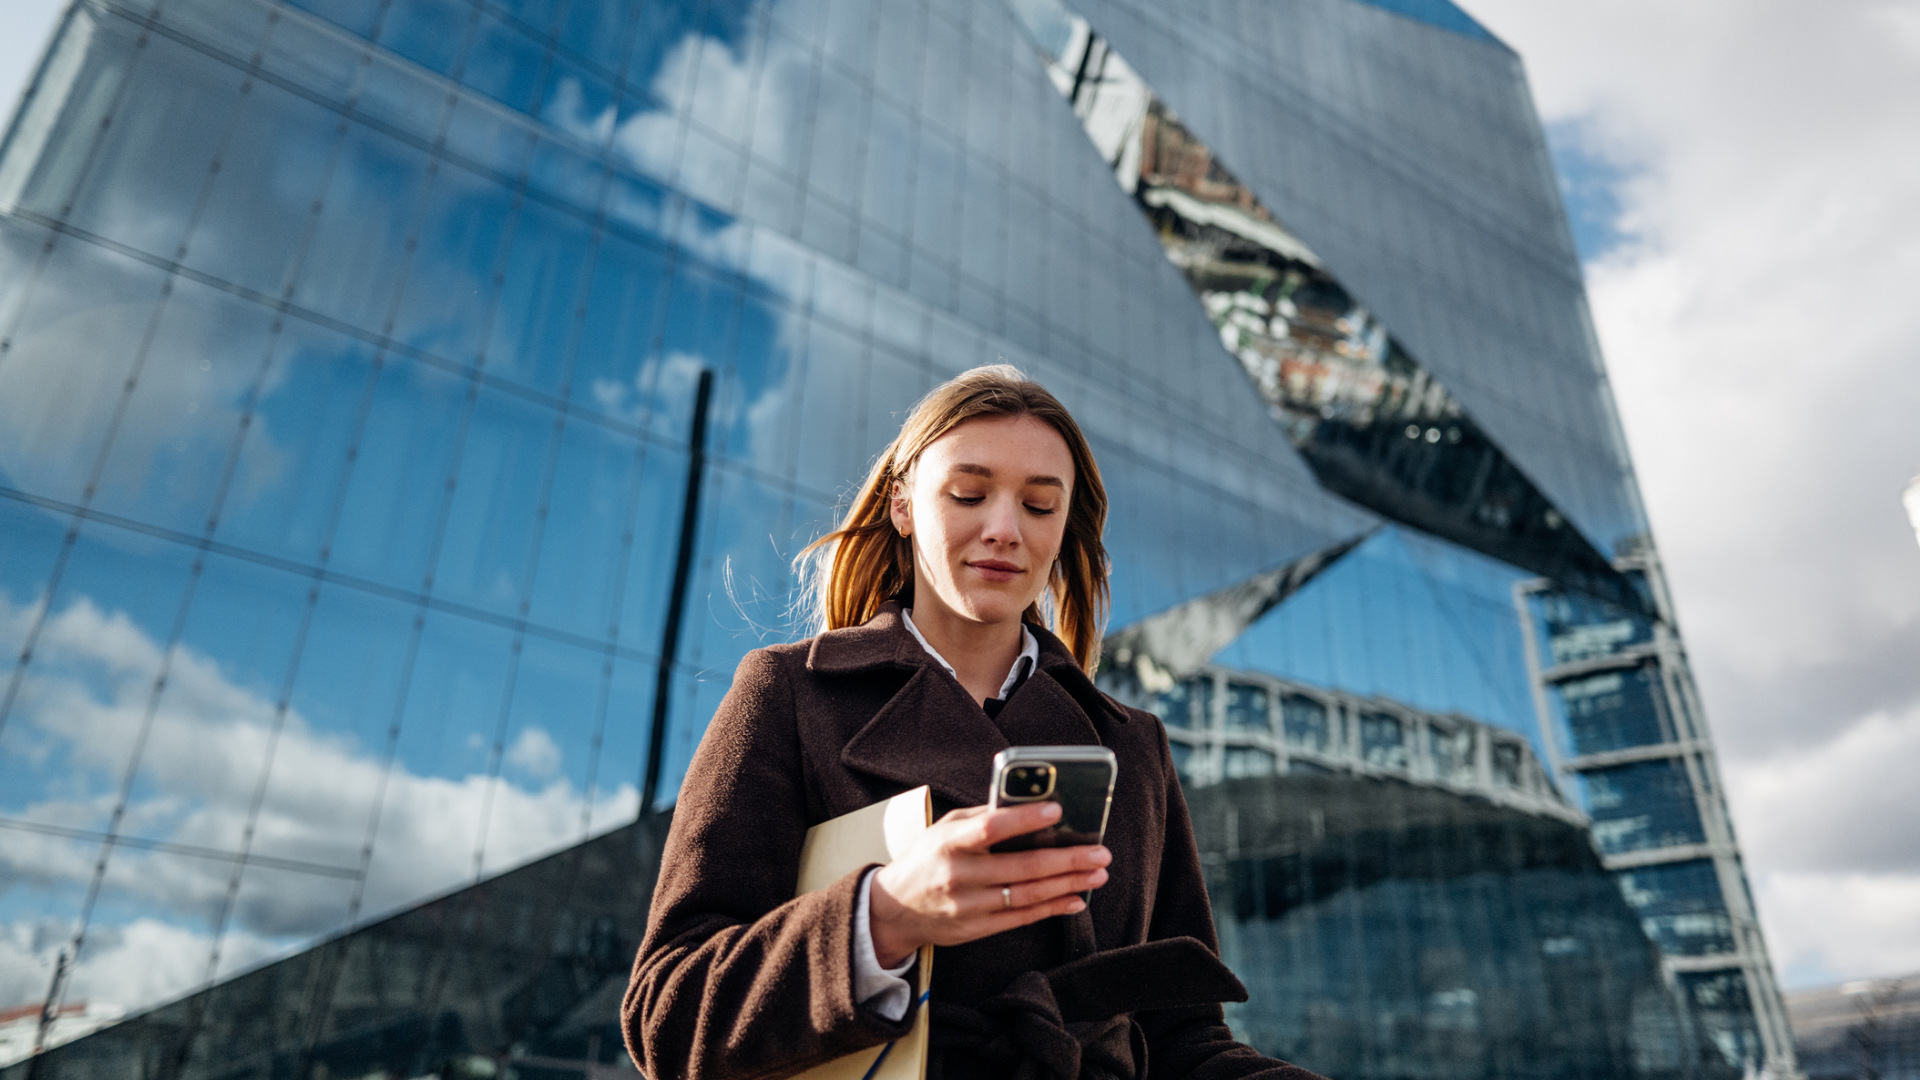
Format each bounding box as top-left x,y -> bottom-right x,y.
890,414 -> 1075,631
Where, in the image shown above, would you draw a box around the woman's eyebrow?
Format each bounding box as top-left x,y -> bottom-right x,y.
951,462 -> 1065,489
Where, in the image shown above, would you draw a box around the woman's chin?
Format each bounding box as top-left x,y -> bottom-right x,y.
953,592 -> 1033,628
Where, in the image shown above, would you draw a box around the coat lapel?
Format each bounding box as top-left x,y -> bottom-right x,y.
839,664 -> 1012,807
989,667 -> 1101,747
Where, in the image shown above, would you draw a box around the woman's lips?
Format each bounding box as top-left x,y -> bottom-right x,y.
968,560 -> 1022,583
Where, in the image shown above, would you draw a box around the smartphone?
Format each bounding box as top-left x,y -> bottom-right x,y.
987,745 -> 1118,853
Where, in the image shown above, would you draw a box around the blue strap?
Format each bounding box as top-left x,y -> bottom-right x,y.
859,989 -> 933,1080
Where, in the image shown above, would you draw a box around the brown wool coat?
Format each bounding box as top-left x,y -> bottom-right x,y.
623,604 -> 1327,1080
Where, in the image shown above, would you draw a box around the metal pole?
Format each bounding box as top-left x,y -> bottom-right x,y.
641,368 -> 713,815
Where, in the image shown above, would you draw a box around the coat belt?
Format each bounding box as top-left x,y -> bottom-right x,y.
928,937 -> 1247,1080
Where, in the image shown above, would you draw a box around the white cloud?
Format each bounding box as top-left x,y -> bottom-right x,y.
1464,0 -> 1920,984
1751,871 -> 1920,988
503,727 -> 562,781
0,591 -> 638,1013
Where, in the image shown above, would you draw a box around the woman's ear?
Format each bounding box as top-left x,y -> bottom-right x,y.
888,478 -> 912,537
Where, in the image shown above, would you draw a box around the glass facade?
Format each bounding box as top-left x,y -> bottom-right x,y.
1186,775 -> 1728,1080
0,0 -> 1787,1077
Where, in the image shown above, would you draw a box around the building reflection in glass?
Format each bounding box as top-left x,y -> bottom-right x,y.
1007,0 -> 1645,618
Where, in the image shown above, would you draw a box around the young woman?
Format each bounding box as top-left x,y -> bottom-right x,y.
623,366 -> 1322,1080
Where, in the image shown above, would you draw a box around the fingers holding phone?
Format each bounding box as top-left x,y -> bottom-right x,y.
867,802 -> 1109,966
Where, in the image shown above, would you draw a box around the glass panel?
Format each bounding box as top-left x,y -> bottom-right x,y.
63,28 -> 245,262
325,357 -> 469,592
618,445 -> 691,656
1679,969 -> 1766,1069
1555,663 -> 1674,756
375,0 -> 475,80
432,387 -> 557,619
478,635 -> 612,876
463,8 -> 552,114
526,419 -> 641,643
1359,712 -> 1407,769
1426,724 -> 1474,784
1534,585 -> 1655,666
1615,859 -> 1735,958
1491,741 -> 1524,788
1583,759 -> 1707,855
210,319 -> 380,565
6,522 -> 198,822
291,124 -> 432,335
87,278 -> 278,537
571,228 -> 672,418
359,610 -> 515,917
390,159 -> 518,365
251,583 -> 418,868
112,552 -> 311,848
1222,745 -> 1276,779
1281,694 -> 1330,753
790,317 -> 868,498
3,8 -> 139,222
1150,679 -> 1194,730
1189,773 -> 1714,1078
1224,682 -> 1270,734
181,75 -> 340,299
0,235 -> 169,508
487,207 -> 594,394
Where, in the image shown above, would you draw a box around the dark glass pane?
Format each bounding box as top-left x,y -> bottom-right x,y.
1224,682 -> 1270,734
1223,746 -> 1276,779
1359,712 -> 1406,769
1556,662 -> 1673,755
1491,740 -> 1524,788
1615,859 -> 1735,957
1583,759 -> 1707,855
1281,694 -> 1330,753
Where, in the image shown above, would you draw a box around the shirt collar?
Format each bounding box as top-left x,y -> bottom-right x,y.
900,608 -> 1039,701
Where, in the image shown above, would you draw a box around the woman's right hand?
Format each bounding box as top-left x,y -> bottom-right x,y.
867,801 -> 1111,968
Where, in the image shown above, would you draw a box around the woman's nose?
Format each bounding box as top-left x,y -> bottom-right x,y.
980,495 -> 1023,544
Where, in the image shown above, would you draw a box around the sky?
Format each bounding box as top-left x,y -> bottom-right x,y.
0,0 -> 1915,999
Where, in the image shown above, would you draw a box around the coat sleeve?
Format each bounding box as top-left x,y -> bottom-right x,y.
622,648 -> 916,1080
1135,716 -> 1329,1080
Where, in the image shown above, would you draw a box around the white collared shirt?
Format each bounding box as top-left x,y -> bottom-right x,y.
851,609 -> 1041,1020
900,607 -> 1040,702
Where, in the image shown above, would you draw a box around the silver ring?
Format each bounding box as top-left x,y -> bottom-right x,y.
1002,885 -> 1013,910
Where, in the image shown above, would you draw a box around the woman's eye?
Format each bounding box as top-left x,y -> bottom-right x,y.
949,494 -> 985,506
1025,504 -> 1058,516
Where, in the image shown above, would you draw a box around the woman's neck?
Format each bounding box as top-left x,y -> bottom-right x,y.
906,602 -> 1025,707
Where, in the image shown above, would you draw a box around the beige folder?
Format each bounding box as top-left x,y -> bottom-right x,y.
791,786 -> 934,1080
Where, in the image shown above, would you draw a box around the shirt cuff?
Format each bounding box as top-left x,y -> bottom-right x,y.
853,867 -> 916,1022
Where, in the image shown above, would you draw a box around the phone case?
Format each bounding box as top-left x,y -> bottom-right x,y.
987,745 -> 1117,853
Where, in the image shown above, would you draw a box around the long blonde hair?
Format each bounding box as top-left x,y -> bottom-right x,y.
799,365 -> 1110,671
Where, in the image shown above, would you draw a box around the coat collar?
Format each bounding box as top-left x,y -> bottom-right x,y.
813,602 -> 1129,807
